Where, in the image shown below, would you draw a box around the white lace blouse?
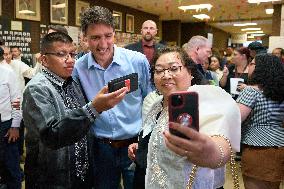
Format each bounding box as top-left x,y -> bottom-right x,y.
143,85 -> 241,189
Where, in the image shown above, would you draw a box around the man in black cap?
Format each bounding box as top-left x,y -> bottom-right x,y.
247,41 -> 267,58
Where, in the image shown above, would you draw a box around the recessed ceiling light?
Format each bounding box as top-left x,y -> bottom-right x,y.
234,23 -> 257,26
193,14 -> 210,20
252,34 -> 266,36
241,28 -> 261,31
246,31 -> 264,34
265,9 -> 274,14
247,35 -> 255,39
248,0 -> 281,3
178,4 -> 213,11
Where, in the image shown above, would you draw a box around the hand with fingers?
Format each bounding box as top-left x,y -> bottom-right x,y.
91,86 -> 128,113
5,127 -> 20,143
128,143 -> 138,161
222,66 -> 229,77
163,122 -> 225,168
11,97 -> 21,110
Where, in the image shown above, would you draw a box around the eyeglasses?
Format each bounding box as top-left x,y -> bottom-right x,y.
45,52 -> 77,60
154,66 -> 183,77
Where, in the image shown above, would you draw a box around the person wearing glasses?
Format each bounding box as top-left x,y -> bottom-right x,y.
22,32 -> 128,189
73,6 -> 152,189
135,47 -> 240,189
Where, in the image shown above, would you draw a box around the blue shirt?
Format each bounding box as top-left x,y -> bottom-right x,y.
73,46 -> 152,139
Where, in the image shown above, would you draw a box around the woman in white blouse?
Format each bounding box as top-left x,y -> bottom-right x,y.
142,47 -> 241,189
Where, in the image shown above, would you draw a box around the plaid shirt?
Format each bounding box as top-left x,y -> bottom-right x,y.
237,86 -> 284,147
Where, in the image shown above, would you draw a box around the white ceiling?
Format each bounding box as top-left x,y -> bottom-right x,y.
108,0 -> 284,35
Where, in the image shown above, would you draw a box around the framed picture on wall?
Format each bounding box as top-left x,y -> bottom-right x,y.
0,0 -> 2,16
75,1 -> 89,26
15,0 -> 41,21
126,14 -> 134,33
50,0 -> 68,25
113,11 -> 122,31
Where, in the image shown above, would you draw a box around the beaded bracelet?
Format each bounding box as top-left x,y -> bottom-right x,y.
215,144 -> 225,168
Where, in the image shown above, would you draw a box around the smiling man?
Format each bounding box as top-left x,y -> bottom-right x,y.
125,20 -> 164,64
22,32 -> 128,189
73,6 -> 152,189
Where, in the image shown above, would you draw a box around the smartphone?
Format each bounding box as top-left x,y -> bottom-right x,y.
108,73 -> 138,93
236,81 -> 244,92
168,91 -> 199,139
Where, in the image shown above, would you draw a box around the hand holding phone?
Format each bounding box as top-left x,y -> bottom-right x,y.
108,73 -> 138,94
168,91 -> 199,139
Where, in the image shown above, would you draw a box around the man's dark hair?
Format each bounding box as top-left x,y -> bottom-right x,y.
48,25 -> 68,34
10,46 -> 21,51
80,6 -> 115,34
249,53 -> 284,102
40,32 -> 73,54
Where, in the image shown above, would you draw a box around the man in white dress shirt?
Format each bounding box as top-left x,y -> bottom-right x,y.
0,47 -> 22,189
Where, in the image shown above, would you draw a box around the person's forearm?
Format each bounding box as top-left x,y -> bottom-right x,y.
219,75 -> 227,88
208,136 -> 231,169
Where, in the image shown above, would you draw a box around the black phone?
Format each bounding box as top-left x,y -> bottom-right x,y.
108,73 -> 138,93
236,81 -> 244,92
168,91 -> 199,139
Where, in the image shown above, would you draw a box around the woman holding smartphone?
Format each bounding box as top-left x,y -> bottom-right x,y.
133,47 -> 241,189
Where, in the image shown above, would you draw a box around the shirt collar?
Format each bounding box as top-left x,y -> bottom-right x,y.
142,40 -> 155,47
87,45 -> 122,70
42,68 -> 72,87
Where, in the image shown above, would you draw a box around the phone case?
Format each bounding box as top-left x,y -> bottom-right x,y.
168,91 -> 199,138
108,73 -> 138,93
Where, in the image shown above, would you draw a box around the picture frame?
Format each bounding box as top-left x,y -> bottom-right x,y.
113,11 -> 122,31
50,0 -> 68,25
0,0 -> 2,16
15,0 -> 41,21
75,1 -> 90,26
126,14 -> 134,33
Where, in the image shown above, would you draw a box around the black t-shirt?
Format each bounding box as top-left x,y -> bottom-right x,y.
222,64 -> 248,99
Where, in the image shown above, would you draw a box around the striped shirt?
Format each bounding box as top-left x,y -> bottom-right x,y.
237,87 -> 284,147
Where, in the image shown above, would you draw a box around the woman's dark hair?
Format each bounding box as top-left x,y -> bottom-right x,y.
209,54 -> 224,70
249,53 -> 284,102
150,46 -> 203,87
236,47 -> 251,63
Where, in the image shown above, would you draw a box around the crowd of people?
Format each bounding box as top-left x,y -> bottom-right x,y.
0,5 -> 283,189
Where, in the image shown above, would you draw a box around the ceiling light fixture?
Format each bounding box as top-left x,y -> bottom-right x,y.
178,4 -> 213,12
241,28 -> 261,31
247,35 -> 255,39
265,9 -> 274,14
248,0 -> 281,3
193,14 -> 210,20
251,34 -> 266,36
234,23 -> 257,26
246,31 -> 264,34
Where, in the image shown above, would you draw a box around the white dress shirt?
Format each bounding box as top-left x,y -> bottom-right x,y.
0,63 -> 22,128
5,59 -> 36,94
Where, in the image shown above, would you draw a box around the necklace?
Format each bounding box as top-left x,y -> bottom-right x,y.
234,64 -> 248,78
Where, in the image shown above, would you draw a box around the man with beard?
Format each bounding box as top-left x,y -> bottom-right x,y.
125,20 -> 164,64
